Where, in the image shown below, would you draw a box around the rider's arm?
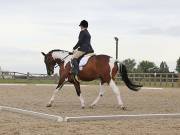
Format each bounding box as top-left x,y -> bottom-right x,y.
73,31 -> 85,50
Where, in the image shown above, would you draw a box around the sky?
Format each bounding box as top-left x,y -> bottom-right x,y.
0,0 -> 180,73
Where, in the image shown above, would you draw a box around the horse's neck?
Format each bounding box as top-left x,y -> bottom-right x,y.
52,51 -> 68,59
52,51 -> 72,66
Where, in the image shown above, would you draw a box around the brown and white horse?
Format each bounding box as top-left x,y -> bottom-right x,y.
41,49 -> 142,109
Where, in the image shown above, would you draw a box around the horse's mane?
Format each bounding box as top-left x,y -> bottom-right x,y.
49,49 -> 70,53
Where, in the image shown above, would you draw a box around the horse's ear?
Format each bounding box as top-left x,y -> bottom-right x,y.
41,52 -> 46,56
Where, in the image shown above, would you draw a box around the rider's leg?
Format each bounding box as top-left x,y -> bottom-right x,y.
71,58 -> 79,75
71,50 -> 85,75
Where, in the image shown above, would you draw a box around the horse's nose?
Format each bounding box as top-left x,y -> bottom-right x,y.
50,71 -> 54,75
47,71 -> 52,76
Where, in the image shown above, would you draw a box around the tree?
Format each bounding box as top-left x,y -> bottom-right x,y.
159,61 -> 169,73
122,59 -> 136,72
176,57 -> 180,73
137,60 -> 157,73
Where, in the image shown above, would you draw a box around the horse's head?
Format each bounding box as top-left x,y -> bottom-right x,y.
41,52 -> 56,76
41,49 -> 72,76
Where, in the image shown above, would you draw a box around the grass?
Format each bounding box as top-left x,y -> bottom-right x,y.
0,79 -> 55,84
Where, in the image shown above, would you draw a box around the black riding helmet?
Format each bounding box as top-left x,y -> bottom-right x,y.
79,20 -> 88,28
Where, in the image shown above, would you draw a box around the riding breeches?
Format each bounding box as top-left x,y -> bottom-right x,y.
73,50 -> 85,59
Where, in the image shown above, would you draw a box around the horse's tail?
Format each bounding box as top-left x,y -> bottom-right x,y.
116,61 -> 143,91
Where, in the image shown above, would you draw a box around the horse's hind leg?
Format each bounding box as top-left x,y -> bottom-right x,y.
73,80 -> 85,109
90,82 -> 105,108
109,79 -> 126,110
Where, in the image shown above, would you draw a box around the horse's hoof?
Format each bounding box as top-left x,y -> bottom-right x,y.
81,106 -> 85,109
90,105 -> 95,109
46,104 -> 52,107
117,105 -> 127,110
121,106 -> 127,110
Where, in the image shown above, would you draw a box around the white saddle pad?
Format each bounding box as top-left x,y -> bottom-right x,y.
79,54 -> 94,70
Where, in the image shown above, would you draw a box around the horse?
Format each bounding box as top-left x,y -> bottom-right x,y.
41,49 -> 142,109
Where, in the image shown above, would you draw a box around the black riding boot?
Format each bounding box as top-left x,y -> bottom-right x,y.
71,58 -> 79,75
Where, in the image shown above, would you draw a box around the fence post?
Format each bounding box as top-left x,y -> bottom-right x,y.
160,74 -> 162,87
165,74 -> 168,87
154,73 -> 156,86
0,72 -> 1,79
178,73 -> 180,87
149,73 -> 151,86
13,72 -> 15,79
171,73 -> 174,87
27,72 -> 30,80
2,72 -> 4,79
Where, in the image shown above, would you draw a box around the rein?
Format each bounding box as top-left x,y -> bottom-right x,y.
54,64 -> 59,68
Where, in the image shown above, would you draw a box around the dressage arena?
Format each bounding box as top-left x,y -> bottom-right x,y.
1,84 -> 180,134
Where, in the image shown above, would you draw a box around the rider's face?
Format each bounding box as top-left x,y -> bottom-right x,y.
80,26 -> 85,30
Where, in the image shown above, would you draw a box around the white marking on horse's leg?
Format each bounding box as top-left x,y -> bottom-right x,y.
91,82 -> 104,107
79,94 -> 85,108
47,88 -> 59,107
109,58 -> 115,77
109,79 -> 124,107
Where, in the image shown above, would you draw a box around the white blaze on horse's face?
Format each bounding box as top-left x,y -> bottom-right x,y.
45,61 -> 54,75
41,52 -> 56,76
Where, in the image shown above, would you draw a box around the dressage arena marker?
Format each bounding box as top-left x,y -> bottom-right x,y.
0,106 -> 63,122
1,106 -> 180,122
0,83 -> 27,86
142,87 -> 163,90
64,113 -> 180,122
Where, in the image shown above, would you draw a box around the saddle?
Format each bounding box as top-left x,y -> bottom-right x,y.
70,51 -> 95,71
69,51 -> 95,64
78,52 -> 94,63
79,53 -> 95,70
70,50 -> 95,79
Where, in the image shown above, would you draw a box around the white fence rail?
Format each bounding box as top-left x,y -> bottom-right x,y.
117,73 -> 180,87
0,71 -> 179,87
0,71 -> 53,80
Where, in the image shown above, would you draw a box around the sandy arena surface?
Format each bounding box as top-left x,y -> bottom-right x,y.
0,84 -> 180,135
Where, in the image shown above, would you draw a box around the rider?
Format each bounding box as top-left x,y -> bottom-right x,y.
71,20 -> 94,76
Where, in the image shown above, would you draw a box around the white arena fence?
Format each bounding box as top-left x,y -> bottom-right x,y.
0,71 -> 179,87
0,71 -> 57,80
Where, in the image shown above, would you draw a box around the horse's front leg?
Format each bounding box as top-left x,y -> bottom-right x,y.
73,80 -> 85,109
46,78 -> 66,107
